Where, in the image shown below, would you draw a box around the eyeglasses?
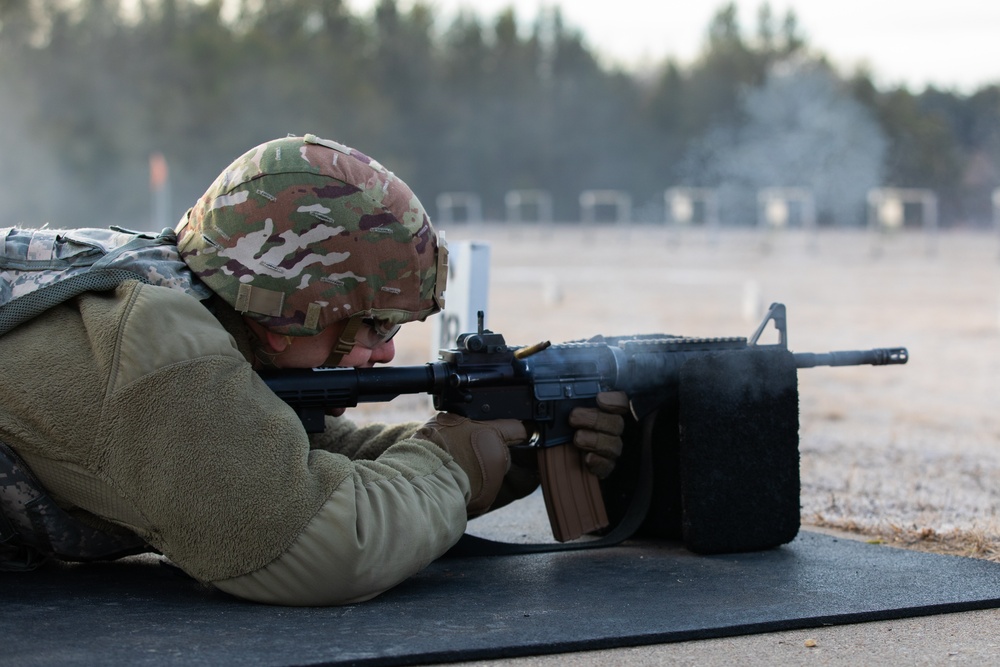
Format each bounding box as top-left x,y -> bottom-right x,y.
321,315 -> 401,367
359,317 -> 401,348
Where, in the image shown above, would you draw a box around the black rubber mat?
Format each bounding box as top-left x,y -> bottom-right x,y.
3,531 -> 1000,666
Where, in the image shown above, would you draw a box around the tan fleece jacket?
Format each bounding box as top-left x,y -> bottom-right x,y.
0,281 -> 470,605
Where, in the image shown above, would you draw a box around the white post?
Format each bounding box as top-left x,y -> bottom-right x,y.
430,240 -> 491,356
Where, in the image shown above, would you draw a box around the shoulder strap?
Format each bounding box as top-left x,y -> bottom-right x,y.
0,268 -> 147,336
0,226 -> 211,335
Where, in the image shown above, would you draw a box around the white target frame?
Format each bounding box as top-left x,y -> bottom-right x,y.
664,187 -> 719,228
867,188 -> 938,233
504,189 -> 554,224
756,187 -> 816,230
436,192 -> 483,225
579,189 -> 631,225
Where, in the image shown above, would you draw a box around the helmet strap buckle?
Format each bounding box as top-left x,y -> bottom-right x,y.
324,314 -> 365,367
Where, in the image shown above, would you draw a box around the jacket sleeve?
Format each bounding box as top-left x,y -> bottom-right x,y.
95,284 -> 471,605
212,441 -> 469,605
309,418 -> 425,460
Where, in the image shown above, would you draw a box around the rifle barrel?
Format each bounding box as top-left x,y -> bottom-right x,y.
793,347 -> 908,368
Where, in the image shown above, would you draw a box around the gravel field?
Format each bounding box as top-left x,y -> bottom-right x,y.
351,223 -> 1000,561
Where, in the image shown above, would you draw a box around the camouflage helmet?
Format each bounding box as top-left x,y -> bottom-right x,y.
176,134 -> 447,348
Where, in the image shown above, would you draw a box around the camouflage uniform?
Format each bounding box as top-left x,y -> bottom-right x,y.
0,136 -> 469,605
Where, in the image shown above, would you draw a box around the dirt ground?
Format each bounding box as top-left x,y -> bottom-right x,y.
352,223 -> 1000,561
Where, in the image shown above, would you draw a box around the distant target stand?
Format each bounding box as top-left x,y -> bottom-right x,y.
579,189 -> 632,226
435,192 -> 483,225
866,187 -> 938,255
664,187 -> 720,244
504,189 -> 554,226
756,187 -> 818,251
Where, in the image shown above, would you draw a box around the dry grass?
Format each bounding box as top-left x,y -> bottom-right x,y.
809,515 -> 1000,562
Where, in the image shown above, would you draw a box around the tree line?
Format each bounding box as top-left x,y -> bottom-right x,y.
0,0 -> 997,230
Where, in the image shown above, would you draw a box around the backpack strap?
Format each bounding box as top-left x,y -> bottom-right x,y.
0,268 -> 149,336
0,227 -> 211,335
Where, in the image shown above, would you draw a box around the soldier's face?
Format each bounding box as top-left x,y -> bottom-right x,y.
245,318 -> 396,373
336,337 -> 396,368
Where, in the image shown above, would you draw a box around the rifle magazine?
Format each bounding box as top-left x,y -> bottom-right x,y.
537,445 -> 609,542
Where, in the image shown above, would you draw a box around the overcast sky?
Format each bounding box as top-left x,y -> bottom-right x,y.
344,0 -> 1000,92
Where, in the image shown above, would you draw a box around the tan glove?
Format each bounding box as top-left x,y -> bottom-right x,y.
567,391 -> 631,479
416,413 -> 528,516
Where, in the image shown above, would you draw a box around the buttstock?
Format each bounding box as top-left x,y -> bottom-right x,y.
537,445 -> 609,542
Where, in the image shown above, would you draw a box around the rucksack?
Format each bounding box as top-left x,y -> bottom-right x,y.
1,225 -> 212,335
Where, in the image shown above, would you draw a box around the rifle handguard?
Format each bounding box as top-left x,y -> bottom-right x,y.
537,445 -> 609,542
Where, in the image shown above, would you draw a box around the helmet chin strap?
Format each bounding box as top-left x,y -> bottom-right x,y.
322,314 -> 365,368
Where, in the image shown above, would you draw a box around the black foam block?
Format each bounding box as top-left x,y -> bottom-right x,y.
3,532 -> 1000,667
678,348 -> 800,554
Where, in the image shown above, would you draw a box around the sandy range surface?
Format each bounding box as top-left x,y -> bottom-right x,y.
353,223 -> 1000,559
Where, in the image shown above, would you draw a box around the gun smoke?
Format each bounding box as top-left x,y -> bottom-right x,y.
678,62 -> 887,226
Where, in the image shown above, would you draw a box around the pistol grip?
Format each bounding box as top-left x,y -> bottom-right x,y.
537,445 -> 609,542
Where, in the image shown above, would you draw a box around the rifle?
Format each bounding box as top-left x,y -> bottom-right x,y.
261,303 -> 907,549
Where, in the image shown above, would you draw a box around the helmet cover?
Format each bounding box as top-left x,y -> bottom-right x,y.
177,134 -> 446,336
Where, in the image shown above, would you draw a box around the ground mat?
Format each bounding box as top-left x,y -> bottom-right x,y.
4,531 -> 1000,667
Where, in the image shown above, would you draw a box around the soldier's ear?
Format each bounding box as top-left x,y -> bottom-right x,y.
264,331 -> 292,352
243,317 -> 291,352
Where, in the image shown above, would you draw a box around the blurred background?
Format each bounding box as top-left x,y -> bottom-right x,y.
0,0 -> 997,232
2,0 -> 999,553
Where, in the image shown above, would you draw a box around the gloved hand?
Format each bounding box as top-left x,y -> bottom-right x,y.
567,391 -> 631,478
416,413 -> 528,516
